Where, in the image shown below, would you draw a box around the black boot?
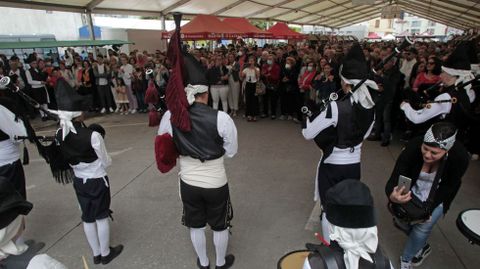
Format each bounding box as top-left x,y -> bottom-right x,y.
93,255 -> 101,264
101,245 -> 124,265
197,257 -> 210,269
215,254 -> 235,269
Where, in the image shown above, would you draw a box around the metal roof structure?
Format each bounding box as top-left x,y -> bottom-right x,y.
0,0 -> 478,30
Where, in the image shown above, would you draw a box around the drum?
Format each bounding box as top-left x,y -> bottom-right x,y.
277,250 -> 310,269
456,208 -> 480,245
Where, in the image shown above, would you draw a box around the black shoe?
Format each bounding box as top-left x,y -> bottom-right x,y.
93,255 -> 101,264
411,244 -> 431,266
381,140 -> 390,147
101,245 -> 124,265
197,258 -> 210,269
41,116 -> 48,122
215,254 -> 234,269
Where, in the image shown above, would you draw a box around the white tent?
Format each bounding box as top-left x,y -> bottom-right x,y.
0,0 -> 478,30
382,34 -> 395,40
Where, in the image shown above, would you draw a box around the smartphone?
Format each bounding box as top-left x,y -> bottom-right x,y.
397,175 -> 412,194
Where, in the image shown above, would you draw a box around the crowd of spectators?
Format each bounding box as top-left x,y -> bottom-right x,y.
0,38 -> 478,158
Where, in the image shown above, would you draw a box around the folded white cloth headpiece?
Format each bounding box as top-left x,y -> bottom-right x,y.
329,224 -> 379,269
185,84 -> 209,105
48,110 -> 82,140
339,65 -> 379,109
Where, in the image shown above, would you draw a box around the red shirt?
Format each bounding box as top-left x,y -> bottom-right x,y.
298,70 -> 316,91
413,72 -> 440,92
261,63 -> 281,85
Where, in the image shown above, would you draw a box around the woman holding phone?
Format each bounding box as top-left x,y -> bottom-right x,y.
385,122 -> 469,269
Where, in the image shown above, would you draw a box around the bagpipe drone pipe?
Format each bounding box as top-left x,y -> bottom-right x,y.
301,36 -> 415,122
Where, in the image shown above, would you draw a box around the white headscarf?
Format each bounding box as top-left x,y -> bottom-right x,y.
48,110 -> 82,140
424,125 -> 457,151
442,66 -> 475,91
185,84 -> 209,105
340,74 -> 379,109
329,224 -> 379,269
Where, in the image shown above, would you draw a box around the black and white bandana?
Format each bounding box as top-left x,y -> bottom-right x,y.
423,126 -> 457,151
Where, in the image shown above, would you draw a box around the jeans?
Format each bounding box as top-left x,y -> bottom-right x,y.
135,90 -> 147,110
402,204 -> 443,262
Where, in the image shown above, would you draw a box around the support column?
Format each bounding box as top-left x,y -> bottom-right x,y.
87,10 -> 97,59
160,14 -> 166,30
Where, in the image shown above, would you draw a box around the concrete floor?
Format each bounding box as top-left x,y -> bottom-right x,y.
2,113 -> 479,269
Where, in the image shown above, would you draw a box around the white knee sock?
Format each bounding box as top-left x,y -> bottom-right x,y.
213,229 -> 229,266
96,218 -> 111,256
190,227 -> 209,266
83,222 -> 101,256
321,212 -> 331,244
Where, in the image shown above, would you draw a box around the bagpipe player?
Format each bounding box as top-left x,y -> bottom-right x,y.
302,42 -> 379,242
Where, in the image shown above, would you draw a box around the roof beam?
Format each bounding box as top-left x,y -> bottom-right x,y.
399,5 -> 468,30
0,0 -> 85,13
160,0 -> 191,14
334,12 -> 382,28
432,0 -> 480,13
92,7 -> 162,17
278,4 -> 374,24
326,9 -> 381,27
272,0 -> 330,19
399,1 -> 475,28
399,5 -> 468,29
86,0 -> 104,10
244,0 -> 295,18
308,5 -> 380,25
212,0 -> 248,15
401,0 -> 480,22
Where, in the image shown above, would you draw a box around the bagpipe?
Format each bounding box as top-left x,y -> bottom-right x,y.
302,37 -> 414,120
412,74 -> 480,109
1,75 -> 106,184
0,76 -> 59,120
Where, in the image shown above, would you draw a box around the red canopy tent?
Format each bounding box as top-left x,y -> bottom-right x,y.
266,22 -> 304,40
222,18 -> 272,39
366,32 -> 381,39
161,14 -> 243,40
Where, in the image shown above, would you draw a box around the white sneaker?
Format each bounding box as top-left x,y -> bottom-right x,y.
400,258 -> 412,269
109,107 -> 114,113
100,108 -> 106,114
130,109 -> 137,114
287,116 -> 293,120
471,154 -> 479,161
115,107 -> 120,113
279,115 -> 286,120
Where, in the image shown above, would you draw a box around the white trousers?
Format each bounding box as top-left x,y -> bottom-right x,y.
228,77 -> 240,111
211,85 -> 229,112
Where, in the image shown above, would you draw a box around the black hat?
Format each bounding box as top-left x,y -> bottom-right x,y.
443,42 -> 471,71
466,41 -> 479,65
340,42 -> 368,80
55,78 -> 87,111
325,179 -> 376,229
182,51 -> 208,86
408,47 -> 418,55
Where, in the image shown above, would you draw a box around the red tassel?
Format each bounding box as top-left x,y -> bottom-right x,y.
154,133 -> 178,173
148,109 -> 161,127
145,80 -> 159,104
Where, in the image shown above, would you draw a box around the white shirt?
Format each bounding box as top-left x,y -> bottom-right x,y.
302,100 -> 374,165
97,64 -> 108,86
71,132 -> 112,179
412,171 -> 437,202
0,105 -> 27,166
400,93 -> 452,124
158,109 -> 238,188
242,67 -> 259,83
120,64 -> 134,85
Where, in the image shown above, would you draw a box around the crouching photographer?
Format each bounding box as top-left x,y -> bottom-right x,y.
385,122 -> 470,269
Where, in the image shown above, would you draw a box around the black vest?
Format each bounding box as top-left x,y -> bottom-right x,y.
57,122 -> 97,165
29,68 -> 44,82
314,99 -> 374,160
172,103 -> 225,162
307,241 -> 390,269
0,129 -> 8,142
